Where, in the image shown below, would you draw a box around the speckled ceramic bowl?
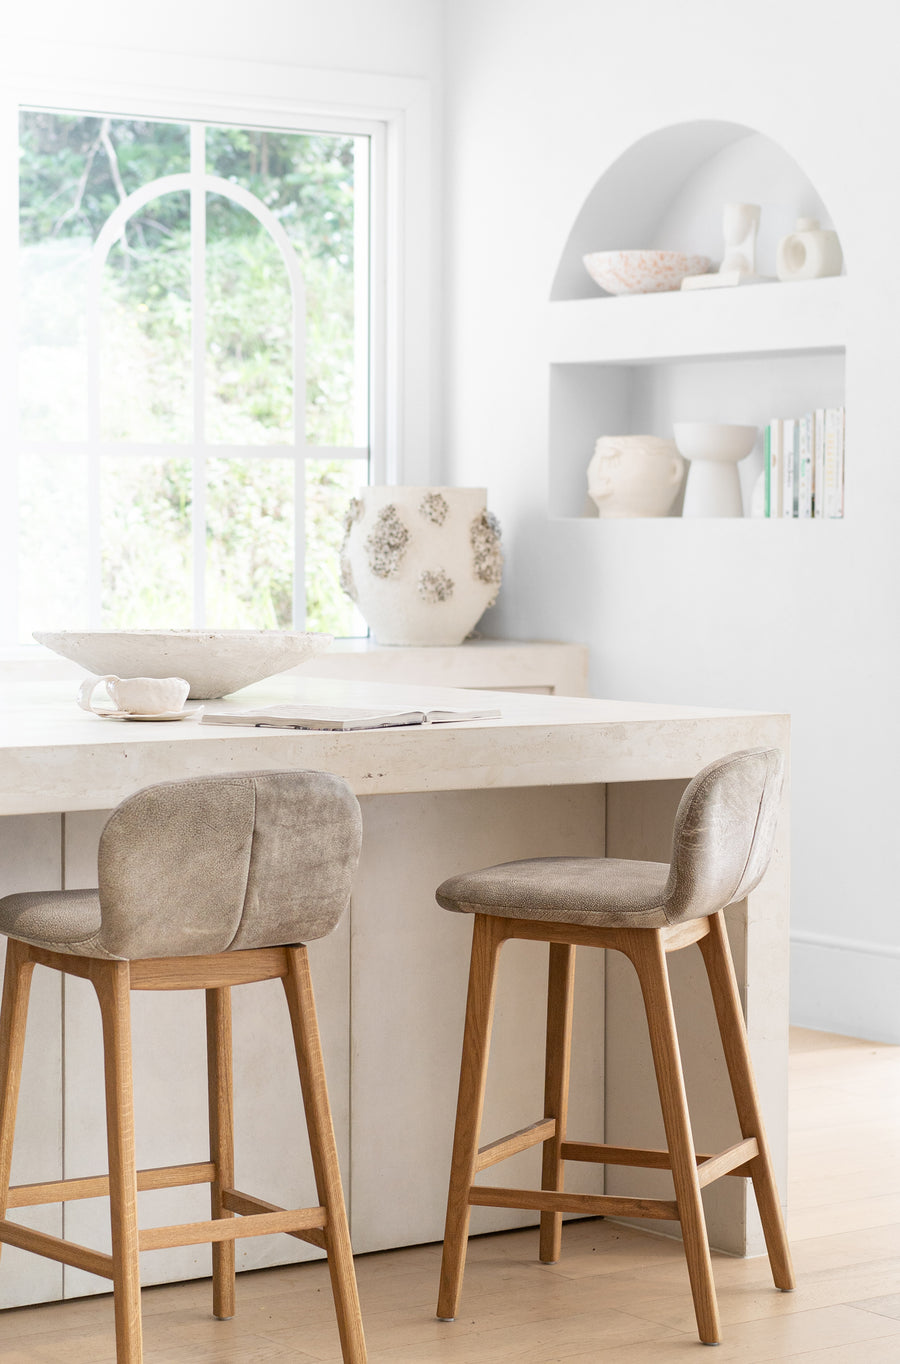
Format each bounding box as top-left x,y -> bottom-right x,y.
583,250 -> 711,295
34,630 -> 334,699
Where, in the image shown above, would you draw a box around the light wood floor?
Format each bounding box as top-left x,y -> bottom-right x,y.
2,1027 -> 899,1362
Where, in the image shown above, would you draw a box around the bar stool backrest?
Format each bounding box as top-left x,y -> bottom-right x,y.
662,748 -> 785,925
96,769 -> 362,959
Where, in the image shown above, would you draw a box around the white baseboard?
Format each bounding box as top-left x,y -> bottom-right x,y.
790,930 -> 900,1044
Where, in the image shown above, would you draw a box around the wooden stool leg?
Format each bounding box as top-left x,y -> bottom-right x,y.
0,941 -> 36,1244
539,942 -> 576,1264
628,930 -> 720,1346
283,945 -> 366,1364
92,960 -> 143,1364
698,911 -> 795,1291
206,985 -> 236,1319
437,914 -> 506,1321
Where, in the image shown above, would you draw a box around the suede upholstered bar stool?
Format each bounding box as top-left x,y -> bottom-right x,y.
0,769 -> 367,1364
435,748 -> 793,1347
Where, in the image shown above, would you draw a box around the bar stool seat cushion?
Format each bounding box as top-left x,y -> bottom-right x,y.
0,888 -> 105,957
436,857 -> 671,929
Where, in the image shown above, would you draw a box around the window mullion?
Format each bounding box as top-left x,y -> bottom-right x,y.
2,103 -> 20,642
191,123 -> 207,628
293,204 -> 307,631
86,215 -> 103,627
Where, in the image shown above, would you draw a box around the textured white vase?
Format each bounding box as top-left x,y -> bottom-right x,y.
588,435 -> 685,518
339,487 -> 503,645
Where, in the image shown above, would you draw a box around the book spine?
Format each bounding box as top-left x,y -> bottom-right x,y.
813,408 -> 826,518
824,409 -> 839,517
769,419 -> 783,518
782,419 -> 796,518
834,407 -> 845,518
763,425 -> 771,517
798,414 -> 813,518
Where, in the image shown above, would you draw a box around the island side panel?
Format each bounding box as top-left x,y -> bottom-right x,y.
60,811 -> 348,1297
349,784 -> 606,1254
0,815 -> 64,1309
604,774 -> 790,1257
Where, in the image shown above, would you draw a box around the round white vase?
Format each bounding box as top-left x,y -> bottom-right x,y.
673,423 -> 758,519
339,487 -> 503,646
776,217 -> 843,281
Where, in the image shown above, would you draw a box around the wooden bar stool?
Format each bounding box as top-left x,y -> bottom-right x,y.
435,748 -> 793,1346
0,770 -> 367,1364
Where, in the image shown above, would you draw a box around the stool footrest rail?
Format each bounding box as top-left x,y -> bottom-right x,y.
468,1185 -> 679,1221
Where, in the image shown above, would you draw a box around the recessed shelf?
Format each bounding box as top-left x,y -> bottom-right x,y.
548,276 -> 848,366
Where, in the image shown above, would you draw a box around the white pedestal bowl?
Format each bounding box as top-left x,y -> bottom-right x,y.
673,423 -> 758,519
33,630 -> 334,699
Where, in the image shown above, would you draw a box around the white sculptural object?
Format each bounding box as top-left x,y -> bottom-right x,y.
776,217 -> 843,281
681,202 -> 771,291
588,436 -> 685,518
673,423 -> 759,518
720,202 -> 760,275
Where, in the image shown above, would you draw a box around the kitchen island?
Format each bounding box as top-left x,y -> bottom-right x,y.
0,675 -> 789,1309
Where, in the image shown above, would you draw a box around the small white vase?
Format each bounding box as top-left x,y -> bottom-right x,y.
776,218 -> 843,281
673,423 -> 758,519
339,487 -> 503,646
588,436 -> 685,518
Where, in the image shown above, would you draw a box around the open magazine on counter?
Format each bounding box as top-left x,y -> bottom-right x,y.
200,703 -> 502,732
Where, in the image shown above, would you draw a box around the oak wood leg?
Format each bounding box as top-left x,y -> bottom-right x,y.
539,942 -> 576,1263
92,959 -> 143,1364
206,985 -> 236,1319
0,940 -> 36,1249
437,914 -> 507,1320
627,930 -> 720,1346
283,945 -> 366,1364
698,911 -> 795,1291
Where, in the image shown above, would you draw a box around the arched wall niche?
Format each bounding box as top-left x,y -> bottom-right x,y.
551,119 -> 844,301
546,120 -> 848,519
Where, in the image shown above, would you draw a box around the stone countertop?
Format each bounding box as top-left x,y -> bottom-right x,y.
0,675 -> 788,815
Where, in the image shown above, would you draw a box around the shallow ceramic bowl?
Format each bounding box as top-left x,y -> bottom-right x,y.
34,630 -> 334,700
583,250 -> 711,295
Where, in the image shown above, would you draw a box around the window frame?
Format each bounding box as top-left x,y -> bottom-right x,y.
1,47 -> 434,644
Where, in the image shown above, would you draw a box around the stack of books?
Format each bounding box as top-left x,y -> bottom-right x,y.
763,409 -> 845,518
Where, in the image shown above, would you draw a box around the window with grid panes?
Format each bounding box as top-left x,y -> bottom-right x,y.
16,110 -> 373,641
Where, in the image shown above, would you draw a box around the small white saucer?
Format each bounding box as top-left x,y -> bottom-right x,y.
96,708 -> 202,723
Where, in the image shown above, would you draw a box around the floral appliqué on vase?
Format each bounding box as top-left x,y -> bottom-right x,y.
418,568 -> 454,604
365,504 -> 410,579
470,511 -> 503,605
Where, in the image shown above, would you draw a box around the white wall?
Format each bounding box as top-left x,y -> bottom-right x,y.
443,0 -> 900,1042
7,1 -> 443,79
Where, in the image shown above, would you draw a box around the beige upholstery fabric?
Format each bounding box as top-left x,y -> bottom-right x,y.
436,857 -> 670,928
436,748 -> 784,930
0,889 -> 104,954
662,747 -> 784,924
0,770 -> 362,960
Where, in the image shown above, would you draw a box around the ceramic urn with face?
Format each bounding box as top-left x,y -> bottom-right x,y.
588,435 -> 686,518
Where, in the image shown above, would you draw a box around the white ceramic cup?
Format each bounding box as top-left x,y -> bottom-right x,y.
77,674 -> 191,716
